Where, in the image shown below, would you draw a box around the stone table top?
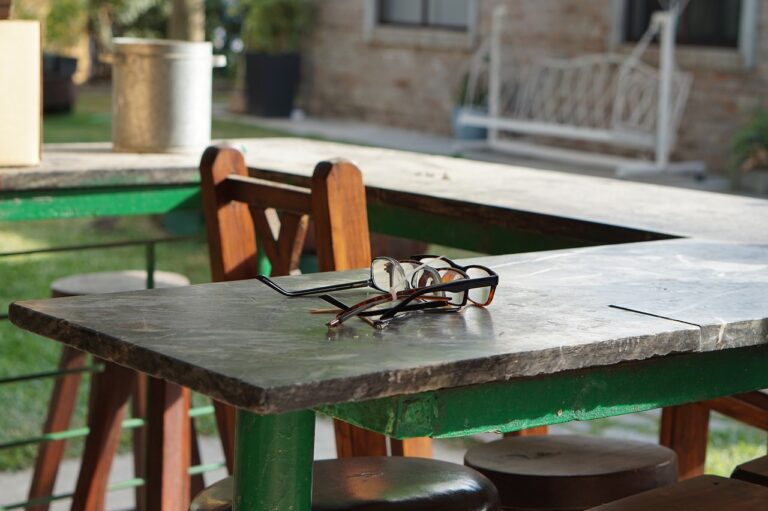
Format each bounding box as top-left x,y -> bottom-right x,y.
1,139 -> 766,244
10,238 -> 768,414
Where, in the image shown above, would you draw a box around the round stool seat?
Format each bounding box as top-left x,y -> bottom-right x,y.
190,457 -> 501,511
51,270 -> 190,297
732,455 -> 768,488
464,435 -> 677,511
588,475 -> 768,510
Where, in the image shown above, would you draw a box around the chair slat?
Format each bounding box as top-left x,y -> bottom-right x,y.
223,174 -> 312,215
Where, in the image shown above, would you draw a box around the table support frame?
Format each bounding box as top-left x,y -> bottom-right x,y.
233,410 -> 316,511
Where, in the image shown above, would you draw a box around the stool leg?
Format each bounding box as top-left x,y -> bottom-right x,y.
390,438 -> 433,458
504,426 -> 549,437
189,418 -> 205,499
213,400 -> 236,474
132,374 -> 148,511
333,420 -> 387,457
660,404 -> 709,480
72,361 -> 136,511
145,377 -> 192,511
27,346 -> 87,511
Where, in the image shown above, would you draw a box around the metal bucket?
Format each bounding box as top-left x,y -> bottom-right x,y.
112,38 -> 216,153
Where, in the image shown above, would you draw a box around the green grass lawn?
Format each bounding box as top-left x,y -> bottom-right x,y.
1,86 -> 766,477
43,86 -> 287,143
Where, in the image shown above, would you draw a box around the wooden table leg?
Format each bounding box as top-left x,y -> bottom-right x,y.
145,377 -> 192,511
28,346 -> 87,511
660,404 -> 710,480
233,409 -> 315,511
390,438 -> 433,457
504,425 -> 549,437
72,361 -> 136,511
132,373 -> 148,511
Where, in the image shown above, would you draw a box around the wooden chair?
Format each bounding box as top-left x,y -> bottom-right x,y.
199,145 -> 432,469
29,271 -> 204,511
660,391 -> 768,479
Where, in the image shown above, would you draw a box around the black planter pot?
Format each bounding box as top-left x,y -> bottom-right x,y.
43,53 -> 78,114
245,52 -> 300,117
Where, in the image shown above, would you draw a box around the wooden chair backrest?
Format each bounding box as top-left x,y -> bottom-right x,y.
199,145 -> 371,281
199,145 -> 421,468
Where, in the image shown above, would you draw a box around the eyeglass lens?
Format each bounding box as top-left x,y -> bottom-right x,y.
465,266 -> 493,305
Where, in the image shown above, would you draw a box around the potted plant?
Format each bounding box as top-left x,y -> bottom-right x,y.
731,110 -> 768,195
240,0 -> 311,117
15,0 -> 85,113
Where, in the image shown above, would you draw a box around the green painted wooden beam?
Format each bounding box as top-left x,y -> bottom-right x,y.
0,185 -> 585,254
0,185 -> 201,221
234,409 -> 315,511
367,203 -> 589,254
319,344 -> 768,439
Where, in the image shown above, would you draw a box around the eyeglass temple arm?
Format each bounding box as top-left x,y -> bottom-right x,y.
255,275 -> 371,297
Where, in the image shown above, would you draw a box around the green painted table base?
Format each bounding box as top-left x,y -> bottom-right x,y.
234,410 -> 315,511
231,345 -> 768,510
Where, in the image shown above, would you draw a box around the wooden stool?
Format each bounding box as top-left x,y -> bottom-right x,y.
732,454 -> 768,488
586,475 -> 768,510
29,270 -> 194,511
190,457 -> 501,511
464,435 -> 677,511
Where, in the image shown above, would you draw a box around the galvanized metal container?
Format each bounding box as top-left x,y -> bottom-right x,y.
112,38 -> 214,153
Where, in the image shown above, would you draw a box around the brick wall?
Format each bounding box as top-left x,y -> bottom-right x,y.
302,0 -> 768,171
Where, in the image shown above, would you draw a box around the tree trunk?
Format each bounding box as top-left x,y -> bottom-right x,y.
168,0 -> 205,42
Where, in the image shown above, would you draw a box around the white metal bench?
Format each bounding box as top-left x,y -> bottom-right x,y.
458,3 -> 704,177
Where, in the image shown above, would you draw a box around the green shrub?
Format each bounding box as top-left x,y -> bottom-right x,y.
240,0 -> 312,53
731,110 -> 768,173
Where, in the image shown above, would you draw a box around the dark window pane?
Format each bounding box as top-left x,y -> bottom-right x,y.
427,0 -> 468,28
379,0 -> 422,25
378,0 -> 468,30
625,0 -> 741,48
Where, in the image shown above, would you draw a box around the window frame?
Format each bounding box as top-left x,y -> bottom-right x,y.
610,0 -> 759,69
363,0 -> 478,51
376,0 -> 470,32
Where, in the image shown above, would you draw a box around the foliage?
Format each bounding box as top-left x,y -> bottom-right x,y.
88,0 -> 168,51
12,0 -> 87,50
45,0 -> 87,49
731,110 -> 768,173
239,0 -> 312,53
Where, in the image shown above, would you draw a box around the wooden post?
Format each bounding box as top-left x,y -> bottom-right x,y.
660,404 -> 710,480
233,410 -> 315,511
72,362 -> 136,511
199,145 -> 259,283
145,378 -> 192,511
28,347 -> 87,511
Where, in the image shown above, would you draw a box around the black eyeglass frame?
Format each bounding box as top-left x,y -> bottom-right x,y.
410,254 -> 499,306
255,255 -> 407,297
325,268 -> 498,327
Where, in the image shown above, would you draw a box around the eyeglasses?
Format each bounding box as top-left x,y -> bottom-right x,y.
409,255 -> 498,306
325,263 -> 498,328
256,256 -> 443,297
256,254 -> 498,329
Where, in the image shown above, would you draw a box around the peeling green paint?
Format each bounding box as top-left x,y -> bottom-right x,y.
318,345 -> 768,439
